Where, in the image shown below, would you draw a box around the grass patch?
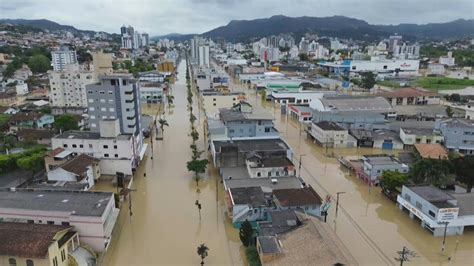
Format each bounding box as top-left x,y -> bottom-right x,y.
415,77 -> 474,91
245,246 -> 262,266
376,80 -> 403,88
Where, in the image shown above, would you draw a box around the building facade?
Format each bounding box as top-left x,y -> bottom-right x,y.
51,47 -> 78,71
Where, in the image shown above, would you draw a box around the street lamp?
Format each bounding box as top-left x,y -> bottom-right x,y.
298,154 -> 307,179
440,221 -> 449,253
335,191 -> 346,218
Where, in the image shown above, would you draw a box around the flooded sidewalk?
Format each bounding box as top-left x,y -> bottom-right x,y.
99,60 -> 244,265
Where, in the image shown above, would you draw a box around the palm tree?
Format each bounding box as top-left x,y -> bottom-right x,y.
158,119 -> 169,135
197,243 -> 209,265
167,94 -> 175,108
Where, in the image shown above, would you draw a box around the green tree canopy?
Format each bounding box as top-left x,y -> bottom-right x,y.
409,159 -> 454,187
28,54 -> 51,73
453,157 -> 474,193
379,170 -> 408,194
239,220 -> 254,247
197,243 -> 209,265
360,72 -> 376,90
54,114 -> 79,132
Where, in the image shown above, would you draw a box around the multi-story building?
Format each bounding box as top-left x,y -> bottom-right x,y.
198,44 -> 210,67
51,47 -> 78,71
51,120 -> 144,175
436,118 -> 474,155
397,185 -> 474,236
362,154 -> 409,183
393,43 -> 420,59
49,64 -> 96,108
308,121 -> 356,148
141,33 -> 150,47
0,188 -> 119,252
86,74 -> 142,136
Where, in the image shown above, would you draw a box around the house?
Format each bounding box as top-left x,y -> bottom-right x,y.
0,222 -> 85,266
211,138 -> 292,168
226,186 -> 270,227
267,89 -> 334,106
8,112 -> 54,131
0,188 -> 119,252
308,121 -> 356,148
208,102 -> 279,142
435,118 -> 474,156
47,154 -> 100,190
312,110 -> 387,130
13,64 -> 33,80
272,186 -> 322,217
397,185 -> 474,236
256,215 -> 357,265
414,143 -> 448,159
372,129 -> 404,150
201,91 -> 246,115
310,95 -> 396,118
399,127 -> 443,147
51,119 -> 145,175
257,209 -> 301,236
379,88 -> 441,106
44,148 -> 75,172
17,128 -> 55,145
288,105 -> 313,123
362,154 -> 409,184
0,106 -> 18,115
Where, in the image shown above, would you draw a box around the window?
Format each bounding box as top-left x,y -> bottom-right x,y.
91,123 -> 97,128
27,219 -> 34,224
89,107 -> 95,111
101,107 -> 106,111
63,144 -> 68,148
213,103 -> 216,106
88,90 -> 93,94
88,99 -> 94,103
122,79 -> 127,86
108,90 -> 113,95
53,257 -> 58,266
428,210 -> 436,218
415,201 -> 422,209
26,259 -> 34,266
62,222 -> 70,226
89,144 -> 93,148
99,91 -> 105,94
72,144 -> 77,148
257,172 -> 261,177
104,153 -> 109,158
103,145 -> 109,149
8,258 -> 16,266
47,221 -> 54,225
80,144 -> 83,148
109,108 -> 115,112
383,65 -> 388,69
115,154 -> 119,158
264,127 -> 271,133
100,99 -> 106,103
213,98 -> 216,101
114,145 -> 118,149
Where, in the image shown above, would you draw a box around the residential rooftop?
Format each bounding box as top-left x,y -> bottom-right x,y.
414,144 -> 448,159
405,185 -> 455,205
54,130 -> 132,140
229,186 -> 267,207
314,121 -> 345,131
363,154 -> 403,165
0,188 -> 114,217
273,186 -> 322,207
257,236 -> 282,255
321,96 -> 393,112
213,139 -> 290,153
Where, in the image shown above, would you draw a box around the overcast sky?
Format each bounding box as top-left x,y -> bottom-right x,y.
1,0 -> 472,35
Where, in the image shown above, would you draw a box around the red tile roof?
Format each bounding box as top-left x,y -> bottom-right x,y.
47,147 -> 65,157
0,222 -> 71,258
414,144 -> 448,159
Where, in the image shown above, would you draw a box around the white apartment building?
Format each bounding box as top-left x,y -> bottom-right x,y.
198,45 -> 210,67
439,52 -> 455,66
51,47 -> 78,71
0,188 -> 119,252
51,120 -> 143,175
49,64 -> 97,107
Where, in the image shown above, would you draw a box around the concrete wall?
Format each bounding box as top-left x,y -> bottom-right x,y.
202,94 -> 240,115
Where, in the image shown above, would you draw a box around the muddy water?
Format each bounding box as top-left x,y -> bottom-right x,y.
237,82 -> 474,265
99,60 -> 244,265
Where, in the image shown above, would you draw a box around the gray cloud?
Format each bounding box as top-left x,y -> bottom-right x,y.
0,0 -> 472,35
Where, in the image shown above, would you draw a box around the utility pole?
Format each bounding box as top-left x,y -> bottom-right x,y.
335,191 -> 346,218
298,154 -> 306,179
125,188 -> 138,219
441,221 -> 449,253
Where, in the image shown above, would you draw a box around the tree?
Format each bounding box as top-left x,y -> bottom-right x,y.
360,72 -> 376,90
449,93 -> 461,102
167,94 -> 175,108
409,159 -> 454,187
379,171 -> 408,194
197,243 -> 209,265
16,152 -> 44,171
445,106 -> 454,118
239,220 -> 254,247
54,114 -> 79,132
191,129 -> 199,142
298,53 -> 309,61
28,54 -> 51,73
158,119 -> 169,135
453,157 -> 474,192
189,113 -> 197,124
186,159 -> 209,186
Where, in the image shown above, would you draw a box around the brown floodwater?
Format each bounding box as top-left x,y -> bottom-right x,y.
99,60 -> 244,266
98,60 -> 474,266
232,78 -> 474,266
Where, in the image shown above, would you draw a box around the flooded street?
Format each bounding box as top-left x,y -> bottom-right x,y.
239,83 -> 474,265
99,60 -> 244,265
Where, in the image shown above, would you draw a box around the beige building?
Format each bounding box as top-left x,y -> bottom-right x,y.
0,222 -> 82,266
201,91 -> 246,115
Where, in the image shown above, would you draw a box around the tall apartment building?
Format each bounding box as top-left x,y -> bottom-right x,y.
49,64 -> 96,108
141,33 -> 149,47
51,46 -> 78,71
198,44 -> 210,67
49,52 -> 113,108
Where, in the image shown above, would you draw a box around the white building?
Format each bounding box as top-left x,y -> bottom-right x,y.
308,121 -> 356,148
51,120 -> 145,175
51,47 -> 78,71
439,52 -> 455,66
0,188 -> 119,252
393,43 -> 420,59
47,154 -> 100,190
397,185 -> 474,236
349,59 -> 420,77
15,80 -> 29,95
49,64 -> 97,107
198,45 -> 210,67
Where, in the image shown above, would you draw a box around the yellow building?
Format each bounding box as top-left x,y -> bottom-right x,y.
0,222 -> 82,266
201,91 -> 246,115
156,61 -> 175,72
